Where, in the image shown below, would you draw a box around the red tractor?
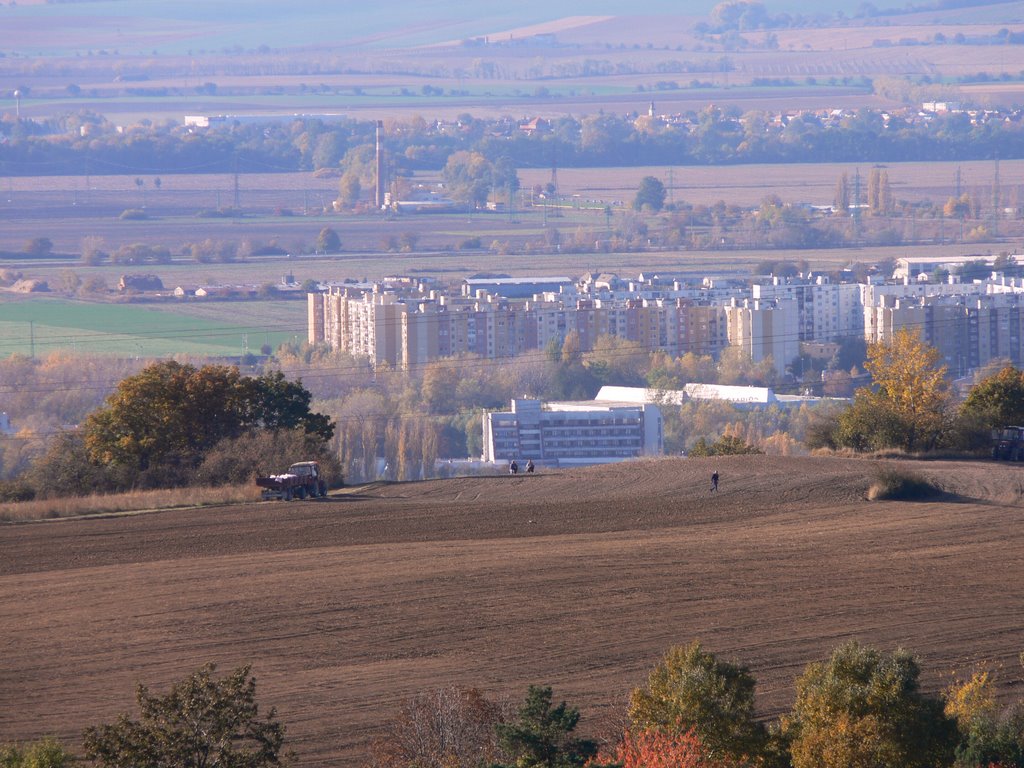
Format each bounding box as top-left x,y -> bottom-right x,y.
256,461 -> 328,500
992,426 -> 1024,461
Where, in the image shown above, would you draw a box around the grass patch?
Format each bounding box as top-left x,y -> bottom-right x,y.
0,484 -> 263,523
867,466 -> 945,501
0,298 -> 296,358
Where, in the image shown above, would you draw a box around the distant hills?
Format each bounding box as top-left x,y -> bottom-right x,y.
0,0 -> 955,55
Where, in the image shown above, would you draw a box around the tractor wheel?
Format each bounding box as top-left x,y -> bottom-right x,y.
283,488 -> 293,501
318,480 -> 327,497
296,486 -> 307,500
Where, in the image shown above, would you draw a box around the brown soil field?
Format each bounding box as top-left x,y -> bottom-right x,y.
3,455 -> 1024,766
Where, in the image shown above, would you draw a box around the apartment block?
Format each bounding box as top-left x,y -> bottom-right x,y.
725,298 -> 800,377
309,272 -> 1024,380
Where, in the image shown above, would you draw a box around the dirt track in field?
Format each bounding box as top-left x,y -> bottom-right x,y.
3,455 -> 1024,766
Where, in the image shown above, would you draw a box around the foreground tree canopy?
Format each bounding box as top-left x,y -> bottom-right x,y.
8,641 -> 1024,768
82,664 -> 288,768
628,641 -> 767,761
494,685 -> 599,768
782,642 -> 956,768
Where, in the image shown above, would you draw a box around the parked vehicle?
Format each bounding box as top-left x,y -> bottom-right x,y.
256,461 -> 328,500
992,426 -> 1024,460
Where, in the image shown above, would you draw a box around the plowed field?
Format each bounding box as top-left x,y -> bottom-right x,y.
3,455 -> 1024,765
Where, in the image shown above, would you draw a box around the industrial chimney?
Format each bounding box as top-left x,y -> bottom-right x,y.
375,120 -> 384,209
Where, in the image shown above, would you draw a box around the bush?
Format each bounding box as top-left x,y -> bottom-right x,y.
0,479 -> 35,502
0,737 -> 73,768
688,434 -> 762,457
23,237 -> 54,257
867,466 -> 945,500
119,209 -> 148,220
194,429 -> 343,488
196,207 -> 242,218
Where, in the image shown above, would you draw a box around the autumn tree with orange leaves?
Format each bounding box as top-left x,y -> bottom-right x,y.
600,727 -> 752,768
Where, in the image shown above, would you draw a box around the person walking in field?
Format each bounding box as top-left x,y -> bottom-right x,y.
710,470 -> 719,493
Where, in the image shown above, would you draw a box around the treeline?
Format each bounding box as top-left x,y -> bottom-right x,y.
7,640 -> 1024,768
3,327 -> 1015,498
3,105 -> 1024,178
279,337 -> 830,483
370,640 -> 1024,768
0,337 -> 826,493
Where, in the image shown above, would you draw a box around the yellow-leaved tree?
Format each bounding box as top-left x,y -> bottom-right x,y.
782,642 -> 956,768
835,328 -> 952,452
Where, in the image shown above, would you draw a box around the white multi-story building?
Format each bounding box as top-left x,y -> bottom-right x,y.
752,276 -> 863,342
725,297 -> 800,377
482,397 -> 662,466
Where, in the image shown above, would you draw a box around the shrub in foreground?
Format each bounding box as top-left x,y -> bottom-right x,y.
0,737 -> 72,768
83,664 -> 287,768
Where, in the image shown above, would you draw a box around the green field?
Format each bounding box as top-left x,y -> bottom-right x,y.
0,298 -> 302,359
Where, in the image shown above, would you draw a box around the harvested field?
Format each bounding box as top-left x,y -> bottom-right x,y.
3,455 -> 1024,766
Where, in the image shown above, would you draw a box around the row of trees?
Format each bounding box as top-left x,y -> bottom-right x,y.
810,328 -> 1024,455
0,326 -> 1014,496
4,106 -> 1024,180
0,335 -> 815,492
8,640 -> 1023,768
8,323 -> 970,495
371,640 -> 1024,768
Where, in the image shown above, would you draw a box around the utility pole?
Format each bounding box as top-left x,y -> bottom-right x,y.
852,168 -> 862,243
666,167 -> 675,206
233,154 -> 240,209
992,157 -> 1001,238
375,119 -> 385,210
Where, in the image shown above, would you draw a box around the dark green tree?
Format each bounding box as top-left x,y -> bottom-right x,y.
493,686 -> 599,768
316,227 -> 340,253
243,371 -> 334,441
23,237 -> 53,258
83,361 -> 246,471
79,361 -> 333,477
960,365 -> 1024,432
83,664 -> 288,768
633,176 -> 666,211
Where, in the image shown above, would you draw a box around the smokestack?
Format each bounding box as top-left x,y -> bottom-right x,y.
375,120 -> 384,209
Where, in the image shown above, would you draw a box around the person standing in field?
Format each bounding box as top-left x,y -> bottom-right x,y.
710,470 -> 719,493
